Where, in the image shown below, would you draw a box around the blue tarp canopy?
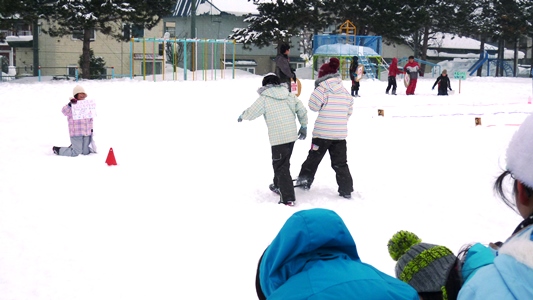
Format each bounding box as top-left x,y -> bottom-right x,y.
313,43 -> 379,57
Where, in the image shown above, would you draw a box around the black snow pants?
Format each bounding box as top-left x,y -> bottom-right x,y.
386,76 -> 397,94
272,141 -> 296,202
297,138 -> 353,195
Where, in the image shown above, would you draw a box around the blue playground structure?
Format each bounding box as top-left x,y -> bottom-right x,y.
313,34 -> 382,56
468,51 -> 514,76
312,34 -> 386,80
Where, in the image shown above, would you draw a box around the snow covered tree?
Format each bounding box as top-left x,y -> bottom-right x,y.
0,0 -> 53,28
233,0 -> 332,53
42,0 -> 173,79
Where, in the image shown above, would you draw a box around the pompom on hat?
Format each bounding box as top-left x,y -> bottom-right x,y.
318,57 -> 340,78
73,85 -> 87,97
387,230 -> 457,294
506,113 -> 533,189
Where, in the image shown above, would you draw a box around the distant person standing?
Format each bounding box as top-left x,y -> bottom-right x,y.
274,43 -> 296,92
349,56 -> 363,97
404,56 -> 421,95
432,69 -> 453,96
386,57 -> 400,95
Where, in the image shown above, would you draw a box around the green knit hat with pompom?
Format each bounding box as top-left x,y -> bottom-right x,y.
387,231 -> 456,294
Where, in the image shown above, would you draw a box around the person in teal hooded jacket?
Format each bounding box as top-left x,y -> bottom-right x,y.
458,112 -> 533,300
255,208 -> 419,300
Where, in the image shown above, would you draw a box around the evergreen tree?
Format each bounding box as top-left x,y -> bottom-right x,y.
353,0 -> 415,47
41,0 -> 173,79
520,0 -> 533,73
78,49 -> 106,79
0,0 -> 53,28
233,0 -> 332,53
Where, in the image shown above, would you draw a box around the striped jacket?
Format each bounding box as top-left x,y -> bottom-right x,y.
62,101 -> 93,137
241,84 -> 307,146
310,74 -> 353,140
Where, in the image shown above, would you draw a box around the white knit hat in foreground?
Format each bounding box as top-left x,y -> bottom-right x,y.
507,113 -> 533,188
73,85 -> 86,97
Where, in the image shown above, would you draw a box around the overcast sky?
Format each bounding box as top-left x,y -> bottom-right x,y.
210,0 -> 259,13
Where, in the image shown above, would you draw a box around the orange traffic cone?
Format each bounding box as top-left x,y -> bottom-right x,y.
105,148 -> 117,166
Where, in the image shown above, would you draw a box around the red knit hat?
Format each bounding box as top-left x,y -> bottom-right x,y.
318,58 -> 340,78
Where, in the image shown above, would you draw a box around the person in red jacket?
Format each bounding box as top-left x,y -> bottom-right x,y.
386,57 -> 400,95
404,56 -> 421,95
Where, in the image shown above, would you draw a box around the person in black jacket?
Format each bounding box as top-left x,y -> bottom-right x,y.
432,69 -> 453,96
274,43 -> 296,92
349,56 -> 363,97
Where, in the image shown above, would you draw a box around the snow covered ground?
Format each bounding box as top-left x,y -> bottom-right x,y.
1,70 -> 532,299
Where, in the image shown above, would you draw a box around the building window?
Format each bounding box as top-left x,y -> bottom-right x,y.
164,22 -> 176,38
67,65 -> 78,77
123,24 -> 144,39
223,59 -> 257,74
72,29 -> 95,41
236,67 -> 255,74
141,62 -> 162,75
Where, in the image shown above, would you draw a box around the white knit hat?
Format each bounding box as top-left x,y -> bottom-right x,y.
506,113 -> 533,188
73,85 -> 87,97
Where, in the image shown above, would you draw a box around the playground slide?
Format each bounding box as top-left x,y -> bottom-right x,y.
468,51 -> 489,76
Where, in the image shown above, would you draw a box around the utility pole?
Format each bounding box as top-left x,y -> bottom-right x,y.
191,0 -> 196,39
32,21 -> 39,76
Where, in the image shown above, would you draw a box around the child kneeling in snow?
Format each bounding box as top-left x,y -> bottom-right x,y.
53,85 -> 96,156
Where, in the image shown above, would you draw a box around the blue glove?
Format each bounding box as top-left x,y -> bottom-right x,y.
298,126 -> 307,140
432,87 -> 435,90
238,115 -> 243,122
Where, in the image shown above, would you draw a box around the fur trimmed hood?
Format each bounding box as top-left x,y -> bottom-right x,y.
314,73 -> 341,88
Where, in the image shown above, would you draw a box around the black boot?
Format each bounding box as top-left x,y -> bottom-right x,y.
351,86 -> 355,97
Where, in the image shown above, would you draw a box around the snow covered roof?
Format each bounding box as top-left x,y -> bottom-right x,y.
172,0 -> 252,17
5,35 -> 33,42
428,33 -> 496,50
427,49 -> 524,60
173,0 -> 220,16
223,59 -> 257,66
313,43 -> 380,57
427,33 -> 525,59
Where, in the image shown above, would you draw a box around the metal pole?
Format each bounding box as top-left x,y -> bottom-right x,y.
143,38 -> 146,80
130,38 -> 134,79
184,40 -> 188,81
32,20 -> 39,76
152,38 -> 156,82
233,40 -> 236,79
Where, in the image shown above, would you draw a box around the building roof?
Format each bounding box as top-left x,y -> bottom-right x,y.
173,0 -> 221,17
427,33 -> 524,59
172,0 -> 254,17
428,33 -> 497,50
